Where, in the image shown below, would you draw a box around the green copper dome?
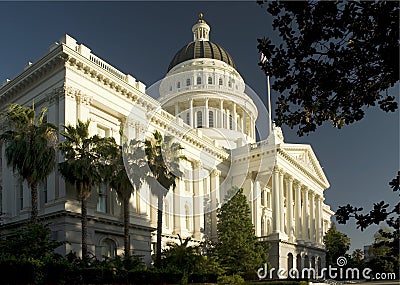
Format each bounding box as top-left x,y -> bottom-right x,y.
167,41 -> 237,72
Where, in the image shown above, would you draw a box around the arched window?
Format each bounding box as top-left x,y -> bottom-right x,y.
197,111 -> 203,128
261,190 -> 265,206
219,78 -> 223,85
185,205 -> 190,230
208,76 -> 212,84
228,80 -> 232,88
101,238 -> 116,259
208,111 -> 214,127
197,76 -> 202,85
177,82 -> 181,89
186,78 -> 191,86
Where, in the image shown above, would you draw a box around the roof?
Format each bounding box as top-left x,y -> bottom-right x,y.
167,40 -> 237,72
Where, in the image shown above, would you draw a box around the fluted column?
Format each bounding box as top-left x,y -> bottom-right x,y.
233,103 -> 237,131
205,98 -> 209,128
193,161 -> 203,239
294,182 -> 302,240
310,191 -> 315,242
272,168 -> 280,233
316,195 -> 322,244
210,169 -> 221,240
279,170 -> 285,233
189,99 -> 194,128
302,187 -> 309,241
219,99 -> 224,128
287,177 -> 294,241
173,180 -> 184,234
242,108 -> 247,134
226,109 -> 230,129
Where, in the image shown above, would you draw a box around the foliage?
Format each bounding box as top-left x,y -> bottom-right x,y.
106,138 -> 147,256
335,171 -> 399,273
0,103 -> 57,222
58,119 -> 117,258
365,227 -> 399,273
323,224 -> 350,266
257,1 -> 399,135
144,130 -> 185,267
217,274 -> 244,284
216,187 -> 268,276
0,223 -> 63,259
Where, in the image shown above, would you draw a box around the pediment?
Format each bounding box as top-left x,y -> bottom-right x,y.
280,144 -> 329,187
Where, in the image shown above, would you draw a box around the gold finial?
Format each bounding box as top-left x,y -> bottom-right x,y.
198,12 -> 204,23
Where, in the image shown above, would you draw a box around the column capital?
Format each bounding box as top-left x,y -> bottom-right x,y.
273,166 -> 283,174
193,160 -> 202,169
211,168 -> 221,177
293,180 -> 302,188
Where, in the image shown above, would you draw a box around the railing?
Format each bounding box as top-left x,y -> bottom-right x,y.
89,54 -> 127,81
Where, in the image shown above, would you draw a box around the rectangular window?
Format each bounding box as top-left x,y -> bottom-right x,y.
97,184 -> 108,213
18,181 -> 23,210
42,180 -> 48,204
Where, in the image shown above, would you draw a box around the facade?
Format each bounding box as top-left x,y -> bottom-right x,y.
0,15 -> 333,272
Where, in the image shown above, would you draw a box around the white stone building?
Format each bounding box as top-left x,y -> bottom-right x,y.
0,15 -> 333,272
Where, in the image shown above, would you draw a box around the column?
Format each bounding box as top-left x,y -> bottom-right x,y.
210,169 -> 220,240
272,168 -> 280,233
233,103 -> 237,131
279,170 -> 285,234
310,191 -> 315,242
189,99 -> 194,128
226,109 -> 230,129
193,161 -> 203,239
205,98 -> 209,128
219,99 -> 224,128
173,180 -> 183,234
316,195 -> 322,244
254,180 -> 261,236
302,188 -> 309,241
287,177 -> 293,241
294,182 -> 302,240
175,103 -> 179,116
242,108 -> 247,134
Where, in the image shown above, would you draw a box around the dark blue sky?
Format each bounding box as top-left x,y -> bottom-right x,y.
1,1 -> 398,252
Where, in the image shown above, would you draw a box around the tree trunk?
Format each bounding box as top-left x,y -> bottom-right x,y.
155,193 -> 163,267
81,196 -> 88,260
123,195 -> 130,257
30,183 -> 38,224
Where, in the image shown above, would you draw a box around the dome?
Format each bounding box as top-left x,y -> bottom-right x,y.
167,13 -> 237,72
167,41 -> 237,72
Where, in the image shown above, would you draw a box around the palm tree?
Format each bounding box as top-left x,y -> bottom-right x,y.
58,119 -> 116,259
0,104 -> 57,223
107,139 -> 147,257
144,130 -> 185,267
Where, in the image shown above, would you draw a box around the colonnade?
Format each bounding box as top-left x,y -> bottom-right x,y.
172,98 -> 256,139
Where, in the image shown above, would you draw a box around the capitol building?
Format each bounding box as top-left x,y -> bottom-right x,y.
0,15 -> 333,272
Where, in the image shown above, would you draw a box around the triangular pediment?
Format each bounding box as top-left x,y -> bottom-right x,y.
280,144 -> 329,187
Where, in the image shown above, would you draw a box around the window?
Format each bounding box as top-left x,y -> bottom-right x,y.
261,190 -> 265,206
186,78 -> 191,86
197,111 -> 202,128
16,180 -> 23,210
209,111 -> 214,127
197,76 -> 201,85
164,201 -> 170,229
228,80 -> 232,88
101,238 -> 116,259
208,77 -> 212,84
186,112 -> 190,125
229,114 -> 233,130
219,78 -> 223,85
177,82 -> 181,89
42,180 -> 48,204
185,205 -> 190,230
97,184 -> 108,213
